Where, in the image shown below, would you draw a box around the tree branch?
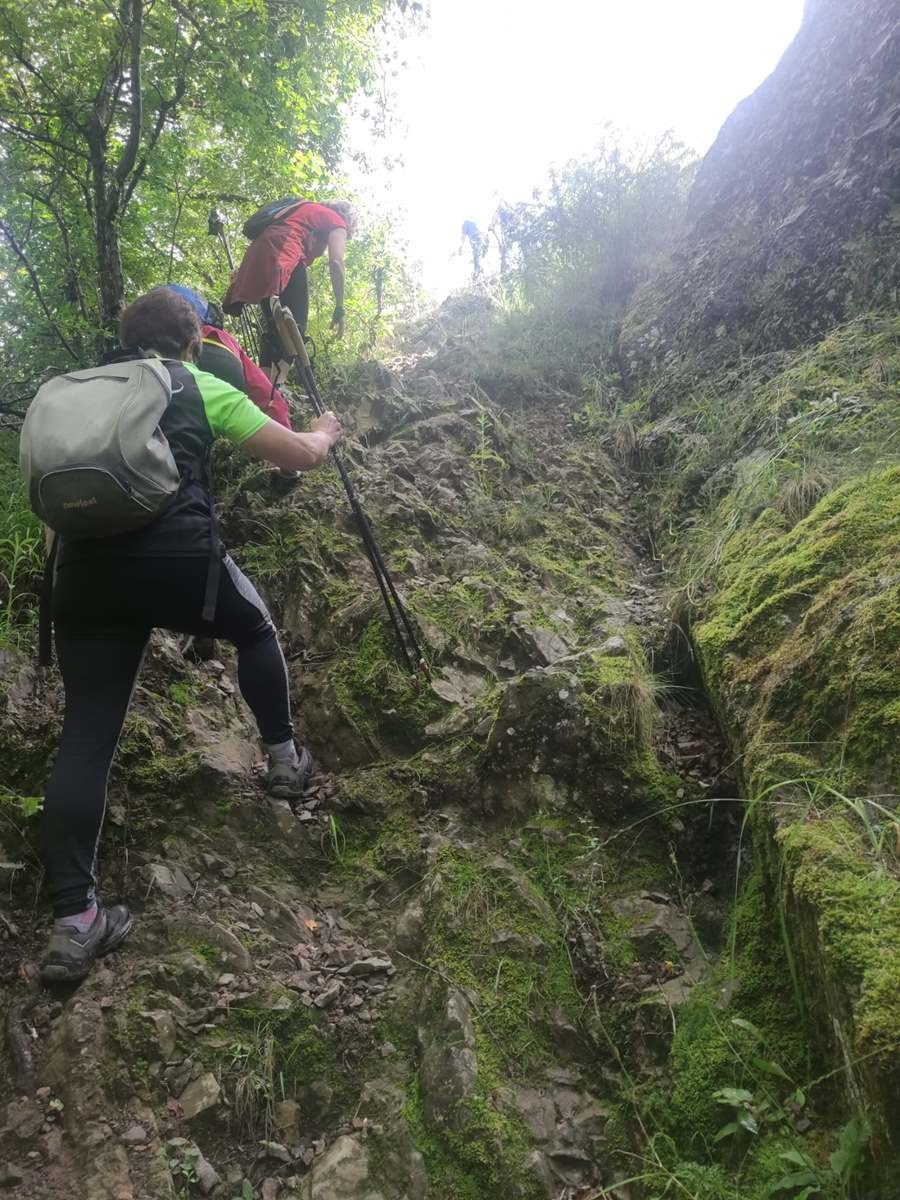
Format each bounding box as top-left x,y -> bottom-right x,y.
114,0 -> 144,191
21,187 -> 91,323
122,34 -> 197,209
0,221 -> 79,361
122,76 -> 186,208
0,11 -> 66,104
0,118 -> 89,160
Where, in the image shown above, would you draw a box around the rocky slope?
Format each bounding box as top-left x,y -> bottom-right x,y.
2,0 -> 899,1197
0,312 -> 747,1199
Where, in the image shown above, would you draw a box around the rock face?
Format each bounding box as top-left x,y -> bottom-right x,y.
622,0 -> 900,376
418,986 -> 479,1133
299,1137 -> 384,1200
177,1073 -> 221,1120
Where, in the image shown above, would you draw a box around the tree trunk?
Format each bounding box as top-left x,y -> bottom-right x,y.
96,211 -> 125,341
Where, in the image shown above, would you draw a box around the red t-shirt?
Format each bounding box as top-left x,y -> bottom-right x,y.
223,203 -> 347,311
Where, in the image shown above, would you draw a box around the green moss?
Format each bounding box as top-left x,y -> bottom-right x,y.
173,934 -> 232,972
426,847 -> 582,1051
653,854 -> 808,1155
324,803 -> 420,886
117,710 -> 199,795
200,996 -> 349,1133
778,809 -> 900,1062
694,466 -> 900,794
330,616 -> 444,746
168,680 -> 197,708
413,578 -> 511,644
410,845 -> 584,1196
403,1077 -> 486,1200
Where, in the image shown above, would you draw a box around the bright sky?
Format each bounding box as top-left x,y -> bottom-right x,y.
348,0 -> 805,296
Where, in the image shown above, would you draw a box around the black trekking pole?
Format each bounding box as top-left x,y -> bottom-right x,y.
207,208 -> 263,364
269,298 -> 429,685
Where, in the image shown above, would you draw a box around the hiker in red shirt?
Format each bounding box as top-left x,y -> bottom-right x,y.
223,200 -> 356,374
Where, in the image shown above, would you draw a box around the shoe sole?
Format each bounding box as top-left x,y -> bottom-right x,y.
40,914 -> 135,984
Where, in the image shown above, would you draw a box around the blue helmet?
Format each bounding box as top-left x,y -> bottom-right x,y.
159,284 -> 219,326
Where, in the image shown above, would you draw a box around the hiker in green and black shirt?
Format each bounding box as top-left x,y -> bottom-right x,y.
39,288 -> 342,984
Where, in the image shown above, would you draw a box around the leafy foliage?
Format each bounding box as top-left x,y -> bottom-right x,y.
0,436 -> 42,647
490,131 -> 696,317
0,0 -> 413,388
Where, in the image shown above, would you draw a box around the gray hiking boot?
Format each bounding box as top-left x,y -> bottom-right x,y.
40,903 -> 134,984
266,743 -> 317,801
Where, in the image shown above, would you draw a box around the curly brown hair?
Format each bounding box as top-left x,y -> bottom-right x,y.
119,288 -> 202,359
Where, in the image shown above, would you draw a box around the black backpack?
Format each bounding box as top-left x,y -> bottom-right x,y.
242,197 -> 309,240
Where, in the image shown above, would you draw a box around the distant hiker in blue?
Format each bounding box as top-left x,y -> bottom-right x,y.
460,219 -> 485,279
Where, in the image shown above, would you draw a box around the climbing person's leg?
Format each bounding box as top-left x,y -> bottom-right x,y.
205,555 -> 316,800
40,629 -> 147,982
280,262 -> 310,335
64,555 -> 313,797
258,300 -> 283,372
258,265 -> 307,379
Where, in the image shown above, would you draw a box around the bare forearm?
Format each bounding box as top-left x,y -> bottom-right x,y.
329,259 -> 345,307
242,424 -> 334,472
281,430 -> 333,471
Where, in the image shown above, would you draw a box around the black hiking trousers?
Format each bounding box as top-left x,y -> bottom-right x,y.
44,554 -> 294,918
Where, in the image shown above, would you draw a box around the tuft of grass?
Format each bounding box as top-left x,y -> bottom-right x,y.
0,458 -> 43,649
774,467 -> 832,526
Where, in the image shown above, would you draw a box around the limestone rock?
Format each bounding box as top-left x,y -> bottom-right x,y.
164,915 -> 252,972
620,0 -> 900,371
341,957 -> 392,976
598,635 -> 628,657
610,892 -> 707,995
424,707 -> 474,738
274,1100 -> 302,1138
119,1123 -> 147,1145
147,1010 -> 178,1060
247,885 -> 317,944
353,1080 -> 427,1200
2,1098 -> 42,1140
142,861 -> 194,900
524,1150 -> 555,1197
195,1154 -> 221,1195
512,611 -> 570,665
394,900 -> 424,956
419,987 -> 478,1132
510,1087 -> 556,1142
0,1162 -> 25,1189
430,665 -> 487,706
178,1073 -> 220,1120
299,1135 -> 385,1200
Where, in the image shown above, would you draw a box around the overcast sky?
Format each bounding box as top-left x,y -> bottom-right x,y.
348,0 -> 805,294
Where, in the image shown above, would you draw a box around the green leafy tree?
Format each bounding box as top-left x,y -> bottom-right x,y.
0,0 -> 409,385
490,130 -> 696,315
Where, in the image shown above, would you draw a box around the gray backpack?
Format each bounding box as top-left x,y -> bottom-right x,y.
19,358 -> 180,538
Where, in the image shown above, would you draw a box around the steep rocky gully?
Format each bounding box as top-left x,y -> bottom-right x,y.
1,287 -> 897,1200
